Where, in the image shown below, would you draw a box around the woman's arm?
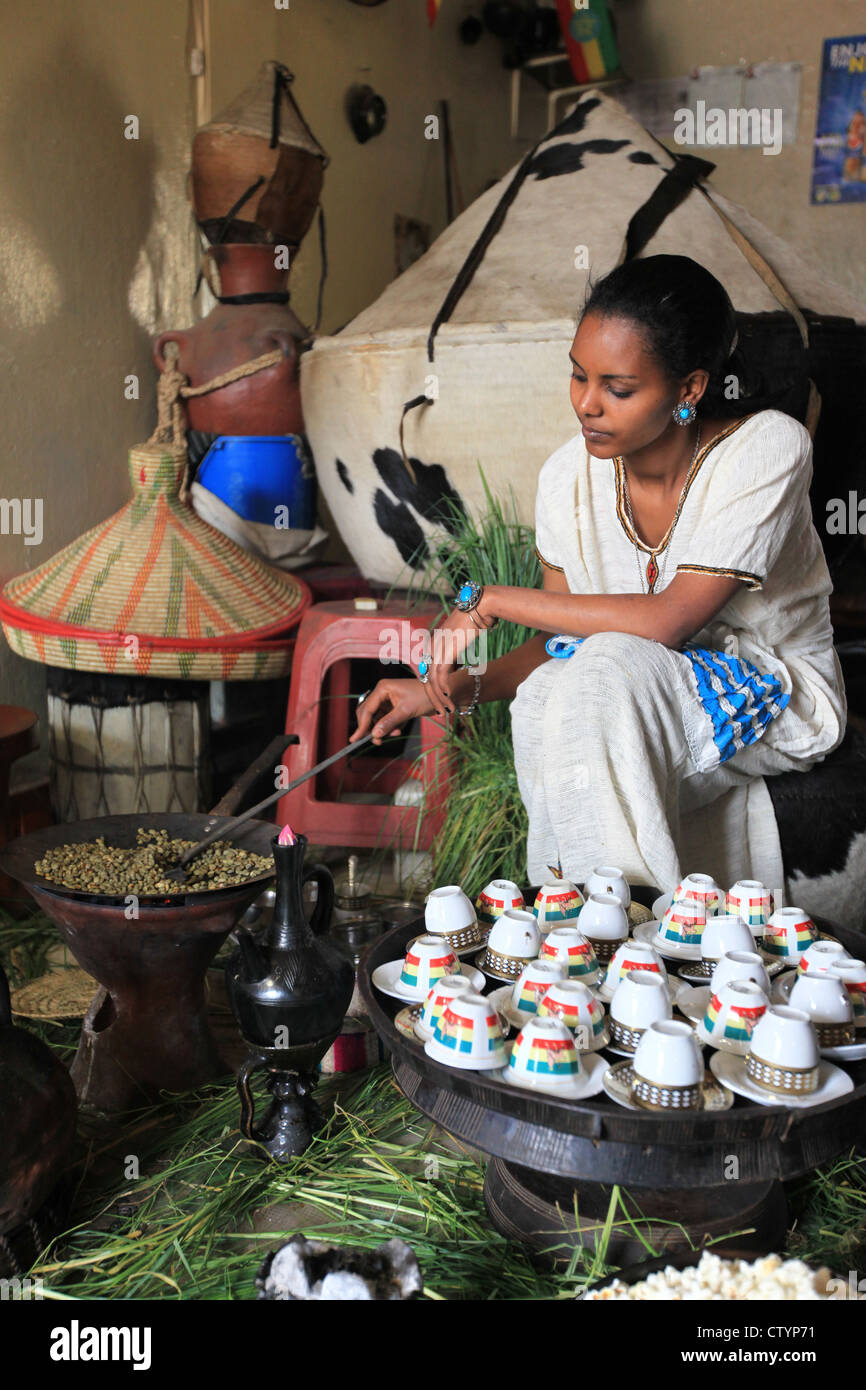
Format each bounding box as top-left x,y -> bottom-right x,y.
480,569 -> 743,648
351,569 -> 568,744
424,569 -> 743,714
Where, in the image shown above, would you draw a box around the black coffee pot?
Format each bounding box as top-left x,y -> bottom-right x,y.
226,833 -> 354,1160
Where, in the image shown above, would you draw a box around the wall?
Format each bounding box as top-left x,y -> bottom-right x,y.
0,0 -> 544,774
0,0 -> 194,756
608,0 -> 866,303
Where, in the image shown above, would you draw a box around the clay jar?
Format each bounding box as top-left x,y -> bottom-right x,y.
153,244 -> 309,436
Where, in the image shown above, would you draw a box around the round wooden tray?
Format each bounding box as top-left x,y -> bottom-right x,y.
360,904 -> 866,1190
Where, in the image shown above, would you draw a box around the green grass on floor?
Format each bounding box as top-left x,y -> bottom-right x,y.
3,902 -> 866,1299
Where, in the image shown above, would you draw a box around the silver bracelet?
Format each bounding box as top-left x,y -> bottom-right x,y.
457,672 -> 482,717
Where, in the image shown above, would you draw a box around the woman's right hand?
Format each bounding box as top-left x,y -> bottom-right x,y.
350,679 -> 435,746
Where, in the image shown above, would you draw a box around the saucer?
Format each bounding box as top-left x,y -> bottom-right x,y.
770,969 -> 797,1004
423,1033 -> 509,1071
602,1060 -> 734,1112
486,985 -> 611,1050
820,1039 -> 866,1062
394,1005 -> 427,1040
708,1052 -> 854,1109
495,1047 -> 607,1100
634,920 -> 701,962
371,959 -> 485,1002
675,984 -> 709,1024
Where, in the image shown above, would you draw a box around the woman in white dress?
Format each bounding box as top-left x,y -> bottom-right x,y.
352,256 -> 846,895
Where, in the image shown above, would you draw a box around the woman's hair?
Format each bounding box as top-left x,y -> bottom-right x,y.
582,254 -> 772,418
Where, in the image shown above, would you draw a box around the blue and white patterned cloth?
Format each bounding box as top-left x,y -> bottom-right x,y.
544,634 -> 789,764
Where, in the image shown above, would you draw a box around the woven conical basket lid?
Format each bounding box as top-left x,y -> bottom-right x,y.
0,443 -> 309,680
202,60 -> 326,160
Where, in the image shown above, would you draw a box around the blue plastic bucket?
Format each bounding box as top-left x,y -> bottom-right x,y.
197,435 -> 317,532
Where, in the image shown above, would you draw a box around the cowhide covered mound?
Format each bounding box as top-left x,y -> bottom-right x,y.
302,89 -> 865,589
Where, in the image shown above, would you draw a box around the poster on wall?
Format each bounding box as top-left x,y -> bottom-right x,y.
811,34 -> 866,204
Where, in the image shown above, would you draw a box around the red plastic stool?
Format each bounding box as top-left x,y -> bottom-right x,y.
278,599 -> 450,849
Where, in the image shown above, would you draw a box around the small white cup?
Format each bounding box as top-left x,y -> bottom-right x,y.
540,925 -> 599,981
415,975 -> 474,1041
506,1016 -> 583,1089
483,908 -> 541,979
746,1005 -> 820,1095
511,958 -> 565,1017
831,958 -> 866,1029
536,978 -> 606,1047
710,950 -> 770,994
426,989 -> 508,1069
702,979 -> 768,1049
762,907 -> 817,961
726,880 -> 774,930
632,1019 -> 704,1110
577,893 -> 629,963
585,865 -> 631,909
532,880 -> 584,930
750,1005 -> 819,1068
476,879 -> 524,928
398,935 -> 460,997
601,938 -> 667,994
796,939 -> 849,978
609,970 -> 671,1052
789,973 -> 855,1045
424,885 -> 481,948
675,872 -> 723,915
700,914 -> 755,966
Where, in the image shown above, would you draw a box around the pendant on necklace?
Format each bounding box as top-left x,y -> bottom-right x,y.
646,554 -> 659,592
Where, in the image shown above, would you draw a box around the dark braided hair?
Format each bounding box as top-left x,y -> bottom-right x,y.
581,255 -> 791,419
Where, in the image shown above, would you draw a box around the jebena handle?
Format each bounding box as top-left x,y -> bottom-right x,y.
237,1051 -> 267,1141
303,863 -> 335,935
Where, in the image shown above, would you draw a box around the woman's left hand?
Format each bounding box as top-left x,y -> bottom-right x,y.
424,609 -> 480,714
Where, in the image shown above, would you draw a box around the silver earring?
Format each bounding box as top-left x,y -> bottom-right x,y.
673,400 -> 697,426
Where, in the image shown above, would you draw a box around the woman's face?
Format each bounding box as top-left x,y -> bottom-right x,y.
569,312 -> 685,458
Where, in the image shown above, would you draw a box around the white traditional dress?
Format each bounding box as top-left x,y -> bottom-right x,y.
510,409 -> 846,897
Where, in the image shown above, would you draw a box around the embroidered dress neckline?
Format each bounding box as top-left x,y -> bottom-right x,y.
613,415 -> 755,556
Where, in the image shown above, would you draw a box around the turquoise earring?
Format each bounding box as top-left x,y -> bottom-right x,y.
673,400 -> 697,426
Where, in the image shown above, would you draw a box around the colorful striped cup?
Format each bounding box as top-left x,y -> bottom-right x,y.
762,907 -> 818,962
702,979 -> 768,1051
532,881 -> 584,930
398,935 -> 459,997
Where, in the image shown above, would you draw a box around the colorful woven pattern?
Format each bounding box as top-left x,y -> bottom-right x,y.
0,443 -> 308,680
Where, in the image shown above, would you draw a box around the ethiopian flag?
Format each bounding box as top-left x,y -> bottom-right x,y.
556,0 -> 619,83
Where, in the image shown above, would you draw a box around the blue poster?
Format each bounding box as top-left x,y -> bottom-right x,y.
811,34 -> 866,204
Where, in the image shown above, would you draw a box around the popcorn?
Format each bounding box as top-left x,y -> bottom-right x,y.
585,1250 -> 830,1300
